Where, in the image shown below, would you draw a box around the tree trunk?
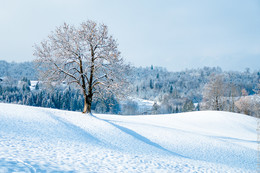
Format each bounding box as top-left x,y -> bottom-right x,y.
81,45 -> 95,114
78,55 -> 92,114
83,99 -> 88,113
82,45 -> 95,114
83,95 -> 92,113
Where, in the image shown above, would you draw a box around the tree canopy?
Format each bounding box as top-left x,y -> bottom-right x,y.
34,20 -> 129,113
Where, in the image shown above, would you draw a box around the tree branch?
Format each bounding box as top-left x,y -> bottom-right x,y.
53,63 -> 81,86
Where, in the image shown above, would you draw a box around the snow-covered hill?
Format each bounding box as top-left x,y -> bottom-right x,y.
0,103 -> 257,172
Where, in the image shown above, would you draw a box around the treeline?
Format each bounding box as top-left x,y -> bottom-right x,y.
125,66 -> 260,116
201,74 -> 260,117
0,60 -> 37,81
0,60 -> 259,116
131,66 -> 259,102
0,81 -> 120,114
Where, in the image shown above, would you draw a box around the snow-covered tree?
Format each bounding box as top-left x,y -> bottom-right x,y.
202,75 -> 225,111
182,99 -> 195,112
0,85 -> 2,95
235,96 -> 252,115
152,102 -> 160,114
241,88 -> 248,96
34,21 -> 129,113
252,95 -> 260,117
35,82 -> 39,90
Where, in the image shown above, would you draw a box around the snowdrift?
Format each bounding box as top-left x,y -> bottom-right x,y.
0,103 -> 257,172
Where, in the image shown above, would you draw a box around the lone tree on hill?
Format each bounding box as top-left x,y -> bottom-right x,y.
34,20 -> 129,113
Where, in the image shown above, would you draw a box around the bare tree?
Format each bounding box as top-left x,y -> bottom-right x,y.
241,88 -> 248,96
202,74 -> 225,111
227,83 -> 240,112
253,79 -> 260,117
235,82 -> 260,117
235,96 -> 251,115
34,21 -> 129,113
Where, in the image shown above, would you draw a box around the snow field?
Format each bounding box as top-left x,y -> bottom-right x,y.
0,103 -> 257,172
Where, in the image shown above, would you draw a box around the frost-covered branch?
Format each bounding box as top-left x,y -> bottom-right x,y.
34,20 -> 129,113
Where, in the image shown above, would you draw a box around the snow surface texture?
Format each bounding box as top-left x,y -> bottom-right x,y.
0,103 -> 257,172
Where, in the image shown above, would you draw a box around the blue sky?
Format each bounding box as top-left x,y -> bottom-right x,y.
0,0 -> 259,72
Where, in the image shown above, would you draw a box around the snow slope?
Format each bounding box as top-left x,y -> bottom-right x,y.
0,103 -> 257,172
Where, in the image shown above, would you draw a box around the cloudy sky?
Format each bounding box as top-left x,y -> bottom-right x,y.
0,0 -> 259,72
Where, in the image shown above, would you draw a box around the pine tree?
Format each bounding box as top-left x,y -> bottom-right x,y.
35,82 -> 39,90
182,100 -> 194,112
170,85 -> 173,94
150,79 -> 154,89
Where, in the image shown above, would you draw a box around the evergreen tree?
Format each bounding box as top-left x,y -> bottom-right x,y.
150,79 -> 154,89
22,83 -> 30,92
170,85 -> 173,94
183,100 -> 194,112
35,82 -> 39,90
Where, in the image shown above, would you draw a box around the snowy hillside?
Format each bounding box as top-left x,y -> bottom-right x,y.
0,103 -> 257,172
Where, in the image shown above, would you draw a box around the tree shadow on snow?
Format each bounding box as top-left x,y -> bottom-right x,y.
92,115 -> 189,159
41,110 -> 101,144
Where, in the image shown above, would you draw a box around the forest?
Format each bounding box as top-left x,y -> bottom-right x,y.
0,60 -> 259,116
